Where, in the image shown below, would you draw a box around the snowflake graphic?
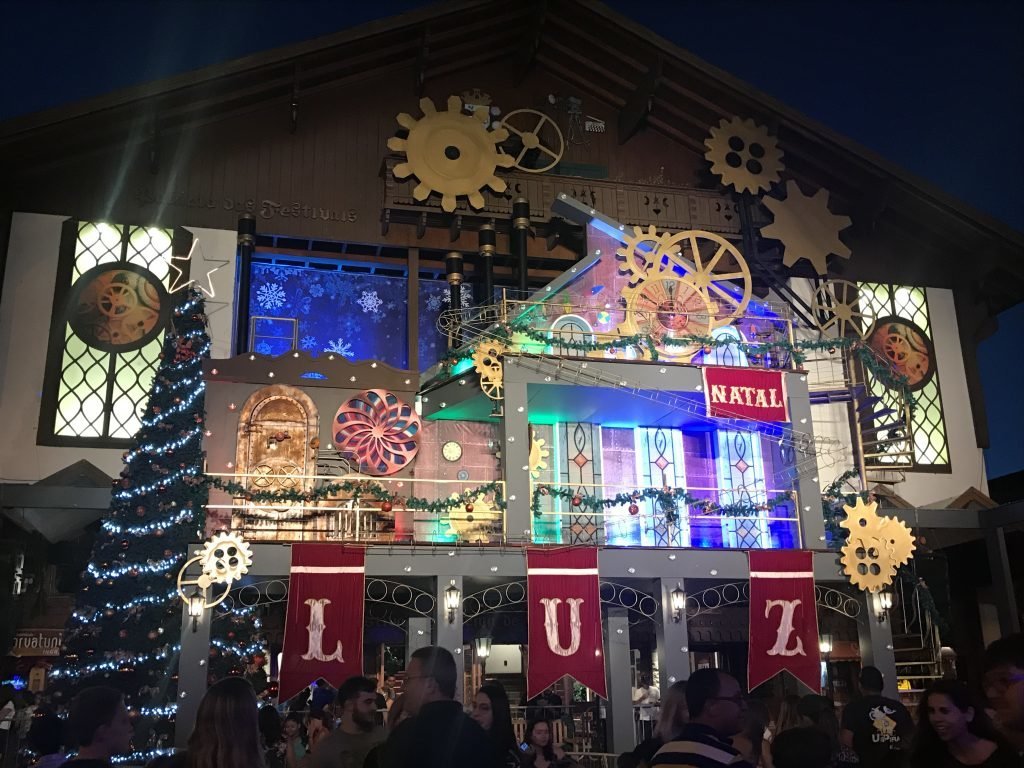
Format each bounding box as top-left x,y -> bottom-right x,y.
300,335 -> 318,350
426,293 -> 443,312
256,283 -> 286,310
357,290 -> 383,314
255,342 -> 273,355
441,287 -> 473,308
324,338 -> 355,358
308,282 -> 325,298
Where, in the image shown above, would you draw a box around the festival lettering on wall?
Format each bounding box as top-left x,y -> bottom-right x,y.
133,187 -> 357,223
703,367 -> 789,422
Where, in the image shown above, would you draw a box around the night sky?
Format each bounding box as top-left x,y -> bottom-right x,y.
3,1 -> 1022,478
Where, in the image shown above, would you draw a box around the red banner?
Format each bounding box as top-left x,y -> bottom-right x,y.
703,367 -> 789,422
748,550 -> 821,692
526,547 -> 606,699
279,544 -> 365,702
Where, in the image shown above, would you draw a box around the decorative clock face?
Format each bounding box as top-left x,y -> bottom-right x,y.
442,441 -> 463,462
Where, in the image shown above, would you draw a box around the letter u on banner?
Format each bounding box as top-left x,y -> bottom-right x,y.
748,550 -> 821,692
279,544 -> 365,702
526,547 -> 606,699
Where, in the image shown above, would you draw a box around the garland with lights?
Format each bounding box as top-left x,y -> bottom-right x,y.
531,483 -> 795,522
52,289 -> 212,752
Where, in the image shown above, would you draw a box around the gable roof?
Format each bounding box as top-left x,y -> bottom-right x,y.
1,0 -> 1021,302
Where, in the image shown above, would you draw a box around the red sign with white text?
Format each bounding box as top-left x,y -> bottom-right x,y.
748,550 -> 821,692
703,367 -> 789,422
526,547 -> 607,699
279,544 -> 365,702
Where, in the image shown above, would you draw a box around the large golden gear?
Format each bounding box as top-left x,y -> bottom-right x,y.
529,432 -> 549,479
812,279 -> 875,340
839,498 -> 915,593
617,275 -> 714,360
472,340 -> 505,401
704,116 -> 784,194
615,225 -> 669,287
199,532 -> 254,584
388,95 -> 515,213
446,492 -> 497,541
653,230 -> 752,326
761,180 -> 852,276
498,109 -> 564,173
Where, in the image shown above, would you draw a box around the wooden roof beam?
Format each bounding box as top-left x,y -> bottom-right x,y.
618,55 -> 662,144
513,0 -> 547,84
535,53 -> 626,108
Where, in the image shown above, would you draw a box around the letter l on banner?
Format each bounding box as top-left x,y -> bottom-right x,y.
748,550 -> 821,692
526,547 -> 606,699
279,544 -> 365,702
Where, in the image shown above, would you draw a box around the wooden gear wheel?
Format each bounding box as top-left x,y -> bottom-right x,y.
617,275 -> 714,360
472,340 -> 506,400
498,109 -> 564,173
529,432 -> 550,479
839,497 -> 915,593
653,230 -> 752,326
812,279 -> 875,340
388,95 -> 515,212
704,116 -> 784,195
615,224 -> 668,287
445,492 -> 497,541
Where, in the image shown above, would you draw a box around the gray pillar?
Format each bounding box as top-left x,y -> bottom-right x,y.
605,607 -> 635,754
501,372 -> 533,544
655,578 -> 691,693
175,600 -> 212,748
786,374 -> 827,547
986,526 -> 1021,636
407,616 -> 432,666
856,592 -> 898,698
434,575 -> 466,704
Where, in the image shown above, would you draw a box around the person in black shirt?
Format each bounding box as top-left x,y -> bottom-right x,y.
59,687 -> 133,768
840,666 -> 914,768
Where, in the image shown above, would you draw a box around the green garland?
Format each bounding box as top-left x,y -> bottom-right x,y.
531,483 -> 794,522
820,469 -> 868,549
205,476 -> 505,516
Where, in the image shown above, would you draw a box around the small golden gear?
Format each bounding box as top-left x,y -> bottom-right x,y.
617,274 -> 714,360
198,532 -> 253,585
615,225 -> 669,287
704,116 -> 784,194
761,180 -> 852,276
472,340 -> 505,400
529,432 -> 550,479
812,279 -> 875,340
653,230 -> 752,326
498,109 -> 564,173
445,492 -> 497,541
839,498 -> 914,592
387,95 -> 515,213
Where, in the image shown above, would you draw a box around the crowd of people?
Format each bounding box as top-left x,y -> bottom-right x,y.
9,632 -> 1023,768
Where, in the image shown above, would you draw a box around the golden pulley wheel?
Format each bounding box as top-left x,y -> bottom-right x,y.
617,276 -> 713,360
812,279 -> 875,340
499,109 -> 565,173
655,230 -> 752,326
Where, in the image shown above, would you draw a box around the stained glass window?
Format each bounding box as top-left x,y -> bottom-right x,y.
40,222 -> 176,444
857,283 -> 949,468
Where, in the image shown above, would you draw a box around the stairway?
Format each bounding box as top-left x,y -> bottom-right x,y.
892,574 -> 945,709
849,348 -> 915,487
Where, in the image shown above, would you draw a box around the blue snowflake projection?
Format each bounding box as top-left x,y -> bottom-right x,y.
300,335 -> 318,350
308,283 -> 324,297
324,338 -> 355,358
358,290 -> 384,314
256,341 -> 273,355
256,282 -> 286,310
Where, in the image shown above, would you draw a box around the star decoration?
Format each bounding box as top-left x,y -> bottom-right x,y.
760,180 -> 852,275
166,237 -> 229,299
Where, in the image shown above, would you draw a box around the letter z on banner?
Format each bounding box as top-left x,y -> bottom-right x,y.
526,547 -> 606,699
279,544 -> 365,702
748,550 -> 821,692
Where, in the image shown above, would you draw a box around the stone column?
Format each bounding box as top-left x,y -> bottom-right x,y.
175,600 -> 212,748
407,616 -> 431,665
605,607 -> 635,753
856,591 -> 898,698
655,578 -> 691,692
434,575 -> 466,703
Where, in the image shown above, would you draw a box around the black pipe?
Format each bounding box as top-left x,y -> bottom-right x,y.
478,221 -> 496,305
511,198 -> 530,293
235,214 -> 256,355
445,251 -> 464,347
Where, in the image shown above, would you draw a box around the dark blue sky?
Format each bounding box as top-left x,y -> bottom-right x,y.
3,0 -> 1022,476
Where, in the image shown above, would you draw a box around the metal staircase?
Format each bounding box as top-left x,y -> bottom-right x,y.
892,571 -> 946,705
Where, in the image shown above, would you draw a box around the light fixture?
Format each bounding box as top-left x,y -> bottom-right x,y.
876,589 -> 893,623
818,633 -> 833,655
670,584 -> 686,623
188,588 -> 205,632
445,581 -> 461,624
475,636 -> 492,660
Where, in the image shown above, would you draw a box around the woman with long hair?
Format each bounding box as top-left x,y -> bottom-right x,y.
732,699 -> 773,768
912,680 -> 1018,767
773,694 -> 803,738
472,683 -> 520,768
619,680 -> 689,768
280,712 -> 307,767
521,719 -> 577,768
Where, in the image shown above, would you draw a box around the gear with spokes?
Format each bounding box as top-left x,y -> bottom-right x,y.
499,108 -> 564,173
472,340 -> 506,401
704,116 -> 784,194
615,224 -> 669,287
653,230 -> 752,326
387,95 -> 515,213
839,497 -> 915,593
617,274 -> 714,360
761,180 -> 852,275
813,279 -> 875,340
198,532 -> 254,585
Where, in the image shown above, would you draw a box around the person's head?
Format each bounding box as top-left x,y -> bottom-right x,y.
336,676 -> 378,732
983,633 -> 1024,734
404,646 -> 457,714
258,704 -> 282,745
67,686 -> 132,757
797,694 -> 839,750
387,694 -> 410,730
526,719 -> 556,759
916,680 -> 1003,758
741,698 -> 771,742
771,726 -> 832,768
186,677 -> 265,768
858,666 -> 885,695
655,680 -> 689,742
27,709 -> 63,756
283,712 -> 305,739
685,669 -> 745,736
472,683 -> 517,752
637,673 -> 650,689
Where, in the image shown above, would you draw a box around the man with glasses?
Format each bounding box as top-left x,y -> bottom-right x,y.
379,646 -> 502,768
651,668 -> 752,767
983,633 -> 1024,755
